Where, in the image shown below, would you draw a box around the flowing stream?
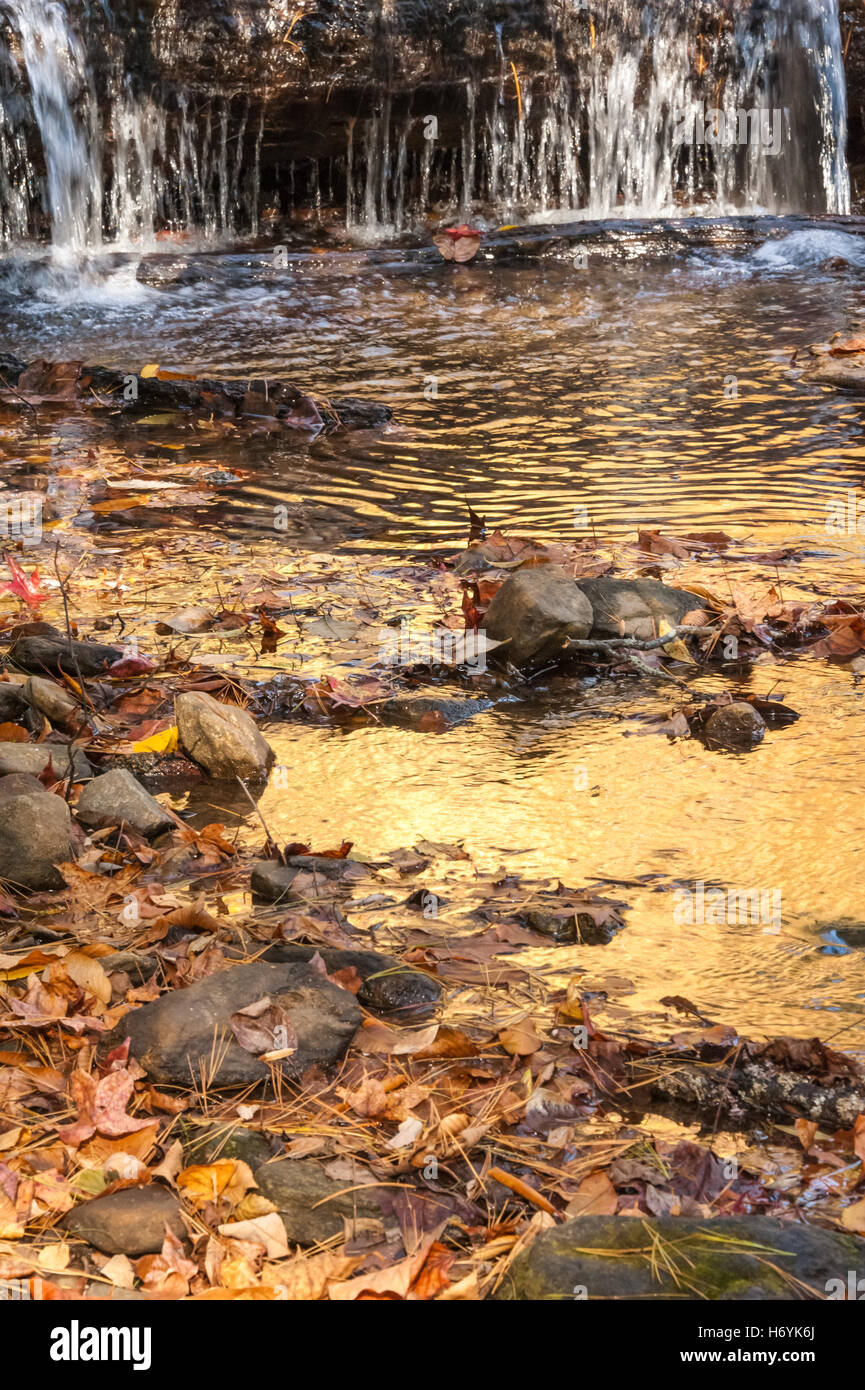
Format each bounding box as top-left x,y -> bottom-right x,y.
1,222 -> 864,1044
0,1 -> 862,1044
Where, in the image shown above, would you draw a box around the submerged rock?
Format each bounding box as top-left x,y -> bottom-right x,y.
75,769 -> 174,838
0,790 -> 72,890
576,577 -> 703,641
136,255 -> 203,289
380,696 -> 493,728
112,961 -> 361,1086
63,1185 -> 185,1256
254,1158 -> 387,1245
482,566 -> 593,668
704,701 -> 767,749
175,691 -> 275,781
494,1215 -> 864,1300
524,908 -> 622,946
263,942 -> 442,1015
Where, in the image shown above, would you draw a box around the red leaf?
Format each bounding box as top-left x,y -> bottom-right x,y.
0,555 -> 46,609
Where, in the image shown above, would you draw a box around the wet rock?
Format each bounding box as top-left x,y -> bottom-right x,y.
833,923 -> 865,948
63,1185 -> 185,1256
75,769 -> 174,839
482,566 -> 594,668
250,859 -> 298,902
175,690 -> 275,780
524,909 -> 622,946
380,696 -> 493,727
0,683 -> 27,723
284,853 -> 360,878
494,1215 -> 864,1300
576,578 -> 703,641
136,255 -> 204,289
254,1158 -> 386,1245
0,742 -> 92,780
8,632 -> 123,677
111,961 -> 361,1086
22,676 -> 81,728
98,751 -> 205,788
0,790 -> 73,890
704,701 -> 767,749
263,943 -> 442,1015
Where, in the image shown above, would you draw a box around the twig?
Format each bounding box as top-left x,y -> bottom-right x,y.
564,624 -> 714,684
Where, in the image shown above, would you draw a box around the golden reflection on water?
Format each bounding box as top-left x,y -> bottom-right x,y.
9,231 -> 865,1044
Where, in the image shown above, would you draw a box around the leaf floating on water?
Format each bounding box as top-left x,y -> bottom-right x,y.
829,337 -> 865,356
433,225 -> 483,264
155,605 -> 215,634
0,554 -> 46,609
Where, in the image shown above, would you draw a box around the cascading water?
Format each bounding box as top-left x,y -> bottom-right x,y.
5,0 -> 99,252
0,0 -> 264,252
0,0 -> 852,252
348,0 -> 850,233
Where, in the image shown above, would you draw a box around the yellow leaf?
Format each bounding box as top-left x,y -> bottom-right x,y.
218,1255 -> 260,1289
841,1197 -> 865,1233
133,725 -> 178,754
140,363 -> 161,379
658,618 -> 695,665
63,950 -> 112,1005
565,1170 -> 618,1218
235,1192 -> 276,1221
177,1162 -> 236,1205
37,1242 -> 70,1272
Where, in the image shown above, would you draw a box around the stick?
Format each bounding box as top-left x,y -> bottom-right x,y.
487,1165 -> 557,1216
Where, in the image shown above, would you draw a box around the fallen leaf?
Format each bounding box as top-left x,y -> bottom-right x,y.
565,1170 -> 618,1217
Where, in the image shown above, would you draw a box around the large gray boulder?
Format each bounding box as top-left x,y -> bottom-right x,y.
175,691 -> 275,780
494,1215 -> 864,1300
0,790 -> 73,890
576,578 -> 703,641
482,566 -> 593,668
111,961 -> 361,1086
75,769 -> 174,838
0,742 -> 92,780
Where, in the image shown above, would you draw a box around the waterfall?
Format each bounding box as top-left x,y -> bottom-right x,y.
349,0 -> 850,232
0,0 -> 263,251
0,0 -> 852,252
5,0 -> 100,251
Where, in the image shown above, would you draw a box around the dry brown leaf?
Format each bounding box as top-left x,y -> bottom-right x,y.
565,1170 -> 618,1218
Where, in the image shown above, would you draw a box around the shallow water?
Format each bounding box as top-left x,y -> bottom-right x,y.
2,220 -> 865,1047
